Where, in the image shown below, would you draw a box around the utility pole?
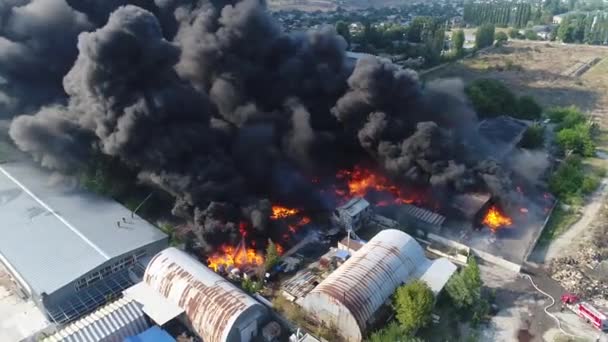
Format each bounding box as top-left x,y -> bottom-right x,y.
132,192 -> 153,218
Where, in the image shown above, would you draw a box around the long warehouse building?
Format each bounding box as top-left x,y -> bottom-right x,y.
0,159 -> 168,324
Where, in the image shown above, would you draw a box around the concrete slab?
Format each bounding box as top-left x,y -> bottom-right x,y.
0,263 -> 50,342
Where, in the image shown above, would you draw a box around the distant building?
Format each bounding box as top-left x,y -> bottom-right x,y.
130,247 -> 268,342
331,197 -> 373,232
0,160 -> 168,325
302,229 -> 456,342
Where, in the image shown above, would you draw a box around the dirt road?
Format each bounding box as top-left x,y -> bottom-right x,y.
543,177 -> 608,261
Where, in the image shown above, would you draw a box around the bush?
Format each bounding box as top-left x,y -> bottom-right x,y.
581,176 -> 600,194
556,123 -> 595,156
520,124 -> 545,149
515,95 -> 542,119
465,79 -> 517,118
524,29 -> 538,40
394,280 -> 435,334
548,156 -> 600,202
546,106 -> 585,129
368,322 -> 424,342
508,28 -> 520,39
495,31 -> 508,46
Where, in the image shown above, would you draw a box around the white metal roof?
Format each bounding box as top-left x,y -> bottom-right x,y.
42,297 -> 149,342
0,159 -> 167,296
123,281 -> 184,326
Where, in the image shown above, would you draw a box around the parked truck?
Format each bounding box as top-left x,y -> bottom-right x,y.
561,293 -> 608,331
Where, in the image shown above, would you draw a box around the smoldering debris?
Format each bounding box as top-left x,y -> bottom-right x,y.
3,0 -> 530,249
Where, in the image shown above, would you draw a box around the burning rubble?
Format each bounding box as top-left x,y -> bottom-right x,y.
1,0 -> 541,259
481,205 -> 513,232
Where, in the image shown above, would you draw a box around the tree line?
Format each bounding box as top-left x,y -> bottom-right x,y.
336,16 -> 448,67
463,2 -> 534,28
558,11 -> 608,44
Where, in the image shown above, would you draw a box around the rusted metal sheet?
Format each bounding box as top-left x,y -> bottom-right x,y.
302,229 -> 434,341
144,248 -> 266,342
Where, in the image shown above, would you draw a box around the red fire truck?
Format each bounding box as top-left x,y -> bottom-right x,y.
561,293 -> 608,331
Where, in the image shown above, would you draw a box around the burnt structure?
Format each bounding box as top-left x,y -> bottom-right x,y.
332,197 -> 373,232
478,116 -> 529,159
450,193 -> 492,222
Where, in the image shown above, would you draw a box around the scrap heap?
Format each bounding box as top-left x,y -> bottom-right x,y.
550,247 -> 608,299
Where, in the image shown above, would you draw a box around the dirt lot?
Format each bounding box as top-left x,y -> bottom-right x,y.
424,41 -> 608,122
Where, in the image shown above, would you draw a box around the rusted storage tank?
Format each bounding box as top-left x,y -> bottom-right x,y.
144,247 -> 267,342
302,229 -> 454,342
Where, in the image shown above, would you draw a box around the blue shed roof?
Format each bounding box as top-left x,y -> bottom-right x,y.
124,326 -> 176,342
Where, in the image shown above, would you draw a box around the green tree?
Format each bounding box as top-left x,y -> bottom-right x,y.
558,17 -> 576,42
367,322 -> 424,342
465,79 -> 517,117
446,257 -> 482,309
515,95 -> 542,119
394,280 -> 435,334
475,24 -> 496,49
336,21 -> 351,48
453,29 -> 465,56
520,124 -> 545,149
549,156 -> 586,201
264,239 -> 280,271
407,17 -> 425,43
556,123 -> 595,156
495,31 -> 508,46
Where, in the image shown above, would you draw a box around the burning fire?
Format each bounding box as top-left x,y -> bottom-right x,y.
335,165 -> 418,206
482,205 -> 513,232
207,244 -> 264,272
271,205 -> 299,219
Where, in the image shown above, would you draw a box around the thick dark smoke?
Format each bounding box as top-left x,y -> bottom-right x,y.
5,0 -> 518,249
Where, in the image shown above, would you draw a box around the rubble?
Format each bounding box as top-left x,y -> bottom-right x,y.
550,247 -> 608,299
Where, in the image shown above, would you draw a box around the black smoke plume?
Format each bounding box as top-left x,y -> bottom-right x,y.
5,0 -> 516,249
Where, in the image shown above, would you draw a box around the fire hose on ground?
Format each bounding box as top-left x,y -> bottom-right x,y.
522,274 -> 586,340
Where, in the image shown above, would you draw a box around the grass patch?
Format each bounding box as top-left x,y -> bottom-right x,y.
537,205 -> 582,245
583,57 -> 608,79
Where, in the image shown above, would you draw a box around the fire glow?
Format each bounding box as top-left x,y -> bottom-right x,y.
271,205 -> 299,219
208,206 -> 306,272
335,165 -> 418,206
482,205 -> 513,232
207,244 -> 264,272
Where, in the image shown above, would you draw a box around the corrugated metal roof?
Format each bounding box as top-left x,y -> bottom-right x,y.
338,197 -> 370,217
42,297 -> 149,342
303,229 -> 455,341
0,160 -> 167,296
399,204 -> 446,226
143,248 -> 267,342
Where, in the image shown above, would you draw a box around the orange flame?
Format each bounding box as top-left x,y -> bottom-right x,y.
335,165 -> 416,205
207,244 -> 264,272
271,206 -> 299,219
482,205 -> 513,232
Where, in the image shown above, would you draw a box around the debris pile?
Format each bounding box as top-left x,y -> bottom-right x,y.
550,247 -> 608,299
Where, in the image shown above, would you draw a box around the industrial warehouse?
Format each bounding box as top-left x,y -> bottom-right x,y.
302,229 -> 456,341
0,159 -> 168,338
